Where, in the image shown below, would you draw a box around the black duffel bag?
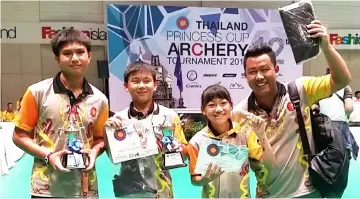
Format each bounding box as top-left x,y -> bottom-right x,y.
288,81 -> 350,198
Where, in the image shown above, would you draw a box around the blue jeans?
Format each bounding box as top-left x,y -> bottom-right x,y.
332,121 -> 359,160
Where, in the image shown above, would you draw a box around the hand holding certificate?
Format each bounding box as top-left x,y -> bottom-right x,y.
195,138 -> 249,175
105,119 -> 159,164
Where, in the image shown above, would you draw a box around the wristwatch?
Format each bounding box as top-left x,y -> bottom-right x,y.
44,151 -> 54,164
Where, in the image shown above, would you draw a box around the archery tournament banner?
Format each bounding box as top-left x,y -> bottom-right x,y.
107,5 -> 302,111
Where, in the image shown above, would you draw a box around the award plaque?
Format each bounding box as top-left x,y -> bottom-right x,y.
160,121 -> 186,170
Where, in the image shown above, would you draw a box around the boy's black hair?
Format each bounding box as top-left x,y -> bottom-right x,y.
50,27 -> 91,57
123,60 -> 156,83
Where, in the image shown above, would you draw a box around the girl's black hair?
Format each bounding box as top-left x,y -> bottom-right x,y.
201,84 -> 232,110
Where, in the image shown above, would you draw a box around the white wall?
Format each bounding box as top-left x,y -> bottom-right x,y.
1,1 -> 360,109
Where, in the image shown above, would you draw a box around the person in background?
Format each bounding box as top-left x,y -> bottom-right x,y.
233,19 -> 351,198
105,60 -> 188,198
349,91 -> 360,126
354,91 -> 360,102
314,68 -> 358,196
12,28 -> 108,198
188,84 -> 274,198
2,102 -> 15,122
317,66 -> 358,163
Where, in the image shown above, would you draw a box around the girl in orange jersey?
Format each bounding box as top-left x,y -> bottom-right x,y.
188,84 -> 274,198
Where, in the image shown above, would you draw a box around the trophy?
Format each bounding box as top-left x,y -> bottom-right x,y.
160,119 -> 187,170
60,115 -> 86,169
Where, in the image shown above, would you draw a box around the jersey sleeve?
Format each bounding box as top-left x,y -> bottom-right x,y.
93,98 -> 109,138
12,88 -> 38,132
188,141 -> 201,176
297,75 -> 332,106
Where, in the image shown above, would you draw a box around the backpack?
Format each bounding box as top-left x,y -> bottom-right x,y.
287,81 -> 350,198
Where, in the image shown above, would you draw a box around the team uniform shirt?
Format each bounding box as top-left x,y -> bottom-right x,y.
2,110 -> 15,122
13,72 -> 109,197
234,76 -> 331,198
112,102 -> 187,198
188,120 -> 263,198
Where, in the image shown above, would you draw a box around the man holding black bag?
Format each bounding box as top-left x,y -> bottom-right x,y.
233,19 -> 351,198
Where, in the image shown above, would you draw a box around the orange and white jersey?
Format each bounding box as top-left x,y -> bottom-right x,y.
13,72 -> 109,197
188,120 -> 263,198
234,75 -> 332,198
111,102 -> 187,198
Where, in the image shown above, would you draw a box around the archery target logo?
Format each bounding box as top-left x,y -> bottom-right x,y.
114,129 -> 127,141
207,144 -> 220,156
90,107 -> 97,118
287,101 -> 294,112
177,16 -> 189,30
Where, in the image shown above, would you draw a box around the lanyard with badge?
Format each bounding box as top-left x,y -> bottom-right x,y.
137,113 -> 186,170
133,113 -> 174,176
132,113 -> 156,178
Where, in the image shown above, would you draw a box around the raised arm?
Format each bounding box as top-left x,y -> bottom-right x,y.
308,20 -> 351,93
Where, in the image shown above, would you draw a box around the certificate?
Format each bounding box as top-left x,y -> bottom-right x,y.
105,120 -> 159,164
194,138 -> 249,175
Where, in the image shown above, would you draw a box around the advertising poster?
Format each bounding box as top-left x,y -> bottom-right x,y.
107,5 -> 302,111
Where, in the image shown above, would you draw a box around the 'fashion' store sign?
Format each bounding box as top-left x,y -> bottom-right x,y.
1,22 -> 106,45
328,29 -> 360,50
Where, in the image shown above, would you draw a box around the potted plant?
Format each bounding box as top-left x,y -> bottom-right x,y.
180,115 -> 206,141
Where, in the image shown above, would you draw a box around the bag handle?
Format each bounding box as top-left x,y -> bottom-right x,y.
287,81 -> 312,156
